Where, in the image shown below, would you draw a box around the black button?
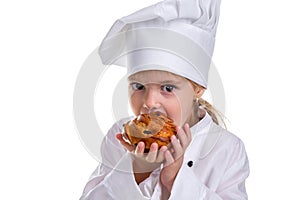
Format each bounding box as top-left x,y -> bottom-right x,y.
187,161 -> 193,167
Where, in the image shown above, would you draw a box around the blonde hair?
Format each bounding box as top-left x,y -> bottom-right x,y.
189,79 -> 227,129
198,98 -> 226,129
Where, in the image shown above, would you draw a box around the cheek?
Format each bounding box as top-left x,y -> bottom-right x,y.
129,92 -> 143,115
166,94 -> 193,126
164,98 -> 182,126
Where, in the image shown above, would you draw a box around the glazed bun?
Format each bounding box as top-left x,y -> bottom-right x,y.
123,111 -> 177,152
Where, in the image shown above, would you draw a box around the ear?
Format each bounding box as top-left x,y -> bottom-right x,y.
194,86 -> 205,98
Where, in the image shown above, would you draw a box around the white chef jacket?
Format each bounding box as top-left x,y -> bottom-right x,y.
80,112 -> 249,200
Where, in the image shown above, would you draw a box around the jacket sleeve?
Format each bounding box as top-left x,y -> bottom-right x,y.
169,139 -> 250,200
79,122 -> 151,200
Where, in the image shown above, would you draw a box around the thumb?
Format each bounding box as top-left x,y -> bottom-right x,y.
116,133 -> 135,151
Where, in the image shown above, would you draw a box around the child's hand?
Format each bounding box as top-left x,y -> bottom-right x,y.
160,123 -> 192,193
116,133 -> 167,173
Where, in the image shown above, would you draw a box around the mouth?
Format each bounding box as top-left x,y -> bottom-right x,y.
123,111 -> 177,151
141,108 -> 167,117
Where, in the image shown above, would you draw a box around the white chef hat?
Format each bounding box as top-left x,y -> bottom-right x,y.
99,0 -> 221,88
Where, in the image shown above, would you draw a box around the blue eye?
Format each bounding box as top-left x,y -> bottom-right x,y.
161,85 -> 175,92
131,82 -> 145,90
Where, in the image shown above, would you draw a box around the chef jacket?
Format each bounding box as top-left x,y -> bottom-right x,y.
80,112 -> 249,199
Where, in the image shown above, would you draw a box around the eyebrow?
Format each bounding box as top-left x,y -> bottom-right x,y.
128,78 -> 182,84
160,80 -> 182,85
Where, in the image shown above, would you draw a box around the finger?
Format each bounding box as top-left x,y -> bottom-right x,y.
176,127 -> 187,147
177,125 -> 191,150
171,135 -> 183,160
146,143 -> 158,162
164,150 -> 175,167
169,147 -> 175,154
183,123 -> 192,143
135,142 -> 145,157
116,133 -> 135,151
156,145 -> 167,163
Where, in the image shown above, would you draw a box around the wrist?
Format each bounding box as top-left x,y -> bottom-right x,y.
161,185 -> 171,200
134,171 -> 152,184
132,157 -> 160,173
132,159 -> 159,184
163,182 -> 173,193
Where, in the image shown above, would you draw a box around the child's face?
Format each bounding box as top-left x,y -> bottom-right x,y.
128,70 -> 202,127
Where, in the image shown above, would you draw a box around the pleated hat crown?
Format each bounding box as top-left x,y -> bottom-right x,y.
99,0 -> 221,88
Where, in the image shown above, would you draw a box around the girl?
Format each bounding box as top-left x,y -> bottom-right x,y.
80,0 -> 249,199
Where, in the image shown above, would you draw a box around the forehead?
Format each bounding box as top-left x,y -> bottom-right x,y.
128,70 -> 186,84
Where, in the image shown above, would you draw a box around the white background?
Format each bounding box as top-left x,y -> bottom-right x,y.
1,0 -> 300,199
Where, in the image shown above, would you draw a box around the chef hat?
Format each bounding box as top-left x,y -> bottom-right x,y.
99,0 -> 221,88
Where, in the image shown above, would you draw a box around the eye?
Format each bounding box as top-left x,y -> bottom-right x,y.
131,82 -> 145,91
161,85 -> 175,93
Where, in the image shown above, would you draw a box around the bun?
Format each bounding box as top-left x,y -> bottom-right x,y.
123,112 -> 177,152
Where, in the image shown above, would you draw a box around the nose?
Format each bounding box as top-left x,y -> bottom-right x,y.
143,88 -> 161,111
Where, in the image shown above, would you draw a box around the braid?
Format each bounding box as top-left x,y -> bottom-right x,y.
198,98 -> 227,129
187,78 -> 227,129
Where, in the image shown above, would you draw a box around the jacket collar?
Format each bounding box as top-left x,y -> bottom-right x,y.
188,110 -> 222,159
